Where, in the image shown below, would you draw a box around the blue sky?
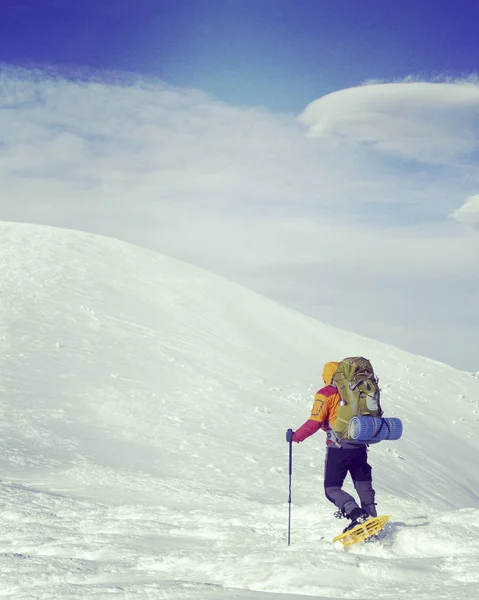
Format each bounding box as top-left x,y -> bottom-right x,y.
2,0 -> 479,111
0,1 -> 479,371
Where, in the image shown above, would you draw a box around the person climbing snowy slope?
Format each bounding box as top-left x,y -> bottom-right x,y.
289,361 -> 377,532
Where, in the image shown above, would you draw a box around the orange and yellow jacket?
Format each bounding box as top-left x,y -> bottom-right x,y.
292,361 -> 341,444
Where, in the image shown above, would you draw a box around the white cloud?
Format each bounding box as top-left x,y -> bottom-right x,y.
1,65 -> 479,370
299,81 -> 479,165
450,194 -> 479,231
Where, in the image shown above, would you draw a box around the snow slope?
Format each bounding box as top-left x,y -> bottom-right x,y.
0,221 -> 478,599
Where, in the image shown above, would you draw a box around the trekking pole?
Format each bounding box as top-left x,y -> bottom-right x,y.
286,428 -> 294,546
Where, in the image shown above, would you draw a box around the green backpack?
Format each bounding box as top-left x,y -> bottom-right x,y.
332,357 -> 382,441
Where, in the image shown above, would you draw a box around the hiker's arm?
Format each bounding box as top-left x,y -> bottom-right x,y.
310,391 -> 330,424
292,419 -> 321,442
292,391 -> 329,442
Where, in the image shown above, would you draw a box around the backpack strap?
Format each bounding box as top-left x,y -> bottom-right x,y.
326,429 -> 342,448
370,418 -> 390,441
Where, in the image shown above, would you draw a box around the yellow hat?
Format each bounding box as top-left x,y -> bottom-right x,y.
322,361 -> 339,385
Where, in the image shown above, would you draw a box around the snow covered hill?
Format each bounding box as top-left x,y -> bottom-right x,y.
0,221 -> 478,599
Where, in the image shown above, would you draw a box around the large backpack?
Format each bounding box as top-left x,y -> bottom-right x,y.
332,357 -> 382,441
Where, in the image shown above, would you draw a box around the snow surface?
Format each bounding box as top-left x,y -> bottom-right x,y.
0,221 -> 478,599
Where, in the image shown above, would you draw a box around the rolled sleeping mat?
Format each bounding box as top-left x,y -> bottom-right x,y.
348,416 -> 403,442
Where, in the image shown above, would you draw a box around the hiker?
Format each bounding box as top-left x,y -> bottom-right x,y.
289,361 -> 377,531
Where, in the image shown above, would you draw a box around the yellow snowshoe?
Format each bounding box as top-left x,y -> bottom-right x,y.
333,515 -> 391,547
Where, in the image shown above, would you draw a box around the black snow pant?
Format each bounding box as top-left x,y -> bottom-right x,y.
324,445 -> 377,518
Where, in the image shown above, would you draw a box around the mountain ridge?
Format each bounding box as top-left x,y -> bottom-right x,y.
1,220 -> 479,598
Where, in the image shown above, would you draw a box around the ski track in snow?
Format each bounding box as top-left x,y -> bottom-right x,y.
1,222 -> 479,599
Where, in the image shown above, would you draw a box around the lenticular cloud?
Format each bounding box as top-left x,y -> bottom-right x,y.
451,194 -> 479,231
299,81 -> 479,164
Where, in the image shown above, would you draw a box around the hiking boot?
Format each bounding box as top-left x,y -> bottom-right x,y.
362,503 -> 377,518
342,508 -> 370,533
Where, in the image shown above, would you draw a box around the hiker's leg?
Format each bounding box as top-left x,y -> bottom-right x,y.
350,447 -> 377,516
324,447 -> 359,516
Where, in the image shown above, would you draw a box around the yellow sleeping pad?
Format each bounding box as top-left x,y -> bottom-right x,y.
333,515 -> 391,547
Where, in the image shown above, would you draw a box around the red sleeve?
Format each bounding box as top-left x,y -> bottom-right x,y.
292,419 -> 321,443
